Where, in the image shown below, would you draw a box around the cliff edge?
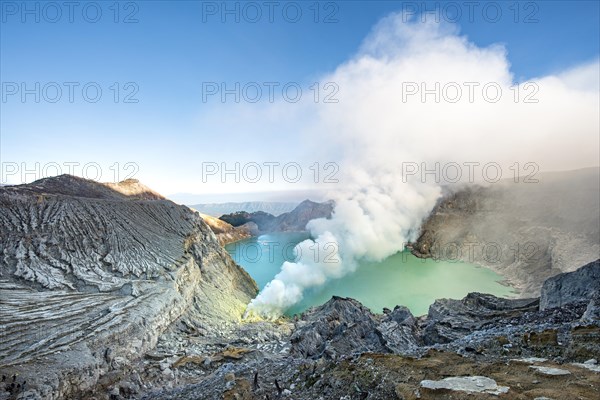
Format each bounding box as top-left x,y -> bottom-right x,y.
0,175 -> 258,398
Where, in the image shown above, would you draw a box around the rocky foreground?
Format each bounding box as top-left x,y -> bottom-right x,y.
1,175 -> 599,400
142,260 -> 599,400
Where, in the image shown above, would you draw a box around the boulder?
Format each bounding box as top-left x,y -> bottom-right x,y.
422,292 -> 539,345
420,376 -> 509,395
290,297 -> 389,358
540,259 -> 600,310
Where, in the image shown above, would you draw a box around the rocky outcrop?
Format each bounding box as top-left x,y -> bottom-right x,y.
420,376 -> 509,395
412,167 -> 600,297
219,199 -> 333,233
290,297 -> 390,358
196,212 -> 256,246
582,292 -> 600,322
0,175 -> 258,399
291,261 -> 599,357
290,297 -> 421,359
421,293 -> 540,345
540,259 -> 600,310
219,211 -> 276,232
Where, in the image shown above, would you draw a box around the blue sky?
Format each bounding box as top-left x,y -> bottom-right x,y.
1,1 -> 599,200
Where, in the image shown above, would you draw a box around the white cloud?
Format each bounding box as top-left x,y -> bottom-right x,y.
244,14 -> 599,317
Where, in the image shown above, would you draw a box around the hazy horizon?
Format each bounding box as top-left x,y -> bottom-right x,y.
2,2 -> 599,197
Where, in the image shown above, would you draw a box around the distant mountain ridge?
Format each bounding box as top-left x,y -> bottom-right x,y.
219,199 -> 334,233
189,201 -> 299,217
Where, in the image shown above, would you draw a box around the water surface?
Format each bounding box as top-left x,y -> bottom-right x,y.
226,232 -> 515,316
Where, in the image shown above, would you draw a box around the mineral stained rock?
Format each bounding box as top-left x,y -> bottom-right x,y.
0,175 -> 258,398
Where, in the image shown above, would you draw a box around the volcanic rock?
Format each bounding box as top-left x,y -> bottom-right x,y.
421,293 -> 539,345
540,259 -> 600,310
412,167 -> 600,297
0,175 -> 258,398
197,212 -> 256,245
290,297 -> 390,358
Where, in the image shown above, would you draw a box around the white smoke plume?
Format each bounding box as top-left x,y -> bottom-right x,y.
246,173 -> 441,317
245,13 -> 600,318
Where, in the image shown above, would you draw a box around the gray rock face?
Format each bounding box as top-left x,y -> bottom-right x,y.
422,292 -> 539,345
0,175 -> 258,398
582,292 -> 600,322
411,167 -> 600,297
290,297 -> 390,358
290,297 -> 419,358
378,305 -> 421,353
540,259 -> 600,310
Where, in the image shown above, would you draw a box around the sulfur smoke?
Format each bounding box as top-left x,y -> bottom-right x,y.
246,171 -> 441,318
245,13 -> 600,318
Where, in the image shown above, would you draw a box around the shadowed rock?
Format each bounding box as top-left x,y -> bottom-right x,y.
290,297 -> 419,358
422,293 -> 539,345
540,259 -> 600,310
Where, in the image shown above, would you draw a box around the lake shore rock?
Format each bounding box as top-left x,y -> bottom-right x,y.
1,174 -> 598,399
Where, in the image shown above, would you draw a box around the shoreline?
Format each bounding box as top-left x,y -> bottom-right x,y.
233,235 -> 521,317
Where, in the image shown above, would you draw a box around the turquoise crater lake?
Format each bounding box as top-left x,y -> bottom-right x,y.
225,232 -> 515,316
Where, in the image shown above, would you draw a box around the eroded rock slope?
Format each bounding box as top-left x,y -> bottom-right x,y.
0,175 -> 257,398
412,167 -> 600,296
